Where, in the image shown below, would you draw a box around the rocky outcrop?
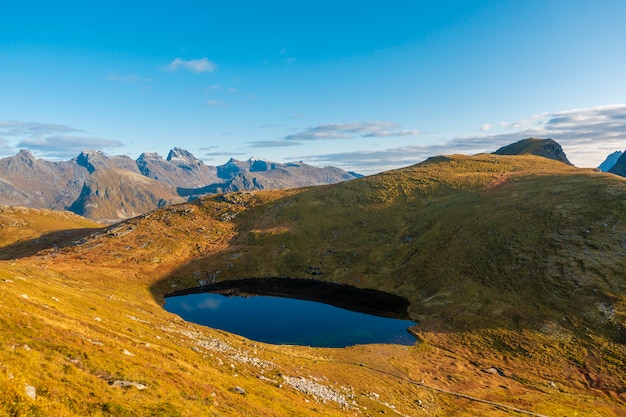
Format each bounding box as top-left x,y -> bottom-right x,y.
493,138 -> 572,165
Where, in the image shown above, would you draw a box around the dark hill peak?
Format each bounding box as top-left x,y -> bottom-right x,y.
493,138 -> 572,165
17,149 -> 35,159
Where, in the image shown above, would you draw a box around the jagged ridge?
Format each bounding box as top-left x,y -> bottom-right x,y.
0,148 -> 359,221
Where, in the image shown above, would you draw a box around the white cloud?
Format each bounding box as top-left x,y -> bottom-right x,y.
207,100 -> 229,108
0,121 -> 80,136
285,122 -> 420,141
17,136 -> 123,159
166,57 -> 216,73
248,140 -> 302,148
291,105 -> 626,175
0,121 -> 123,160
107,73 -> 152,83
480,123 -> 492,131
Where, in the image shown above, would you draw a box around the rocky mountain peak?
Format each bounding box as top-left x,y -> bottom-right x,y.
15,149 -> 36,167
137,152 -> 165,162
75,150 -> 139,174
76,150 -> 106,173
166,147 -> 199,164
17,149 -> 35,159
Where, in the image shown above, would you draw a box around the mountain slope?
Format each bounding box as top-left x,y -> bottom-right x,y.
0,150 -> 88,210
66,169 -> 183,221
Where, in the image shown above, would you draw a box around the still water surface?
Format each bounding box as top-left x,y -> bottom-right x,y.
165,292 -> 416,348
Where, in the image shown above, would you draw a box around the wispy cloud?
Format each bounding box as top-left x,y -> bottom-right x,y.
207,100 -> 229,108
285,122 -> 420,141
291,105 -> 626,175
106,73 -> 152,83
0,121 -> 123,160
0,121 -> 80,137
248,140 -> 302,148
166,57 -> 216,73
462,105 -> 626,167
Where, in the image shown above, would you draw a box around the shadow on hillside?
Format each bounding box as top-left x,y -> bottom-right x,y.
0,228 -> 103,260
162,277 -> 413,320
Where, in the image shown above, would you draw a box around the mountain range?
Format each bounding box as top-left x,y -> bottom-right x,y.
0,148 -> 359,222
3,138 -> 625,222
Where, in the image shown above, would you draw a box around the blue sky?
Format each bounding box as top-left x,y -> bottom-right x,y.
2,1 -> 626,174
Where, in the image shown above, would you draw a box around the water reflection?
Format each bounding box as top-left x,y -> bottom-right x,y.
164,279 -> 416,348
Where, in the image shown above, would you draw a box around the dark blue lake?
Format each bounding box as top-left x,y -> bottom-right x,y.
164,283 -> 417,348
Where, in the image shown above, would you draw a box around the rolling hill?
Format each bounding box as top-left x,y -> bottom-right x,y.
0,144 -> 625,416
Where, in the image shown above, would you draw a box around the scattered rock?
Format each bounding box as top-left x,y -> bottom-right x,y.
24,384 -> 36,399
20,294 -> 29,299
483,367 -> 505,376
111,380 -> 147,390
282,375 -> 350,408
123,349 -> 135,356
231,386 -> 246,395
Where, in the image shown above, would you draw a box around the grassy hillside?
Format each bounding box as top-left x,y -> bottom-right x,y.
0,153 -> 624,416
168,154 -> 625,338
0,206 -> 102,259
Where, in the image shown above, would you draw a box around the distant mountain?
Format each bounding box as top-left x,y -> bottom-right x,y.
0,148 -> 360,221
0,149 -> 88,211
599,150 -> 624,172
66,169 -> 182,222
608,152 -> 626,177
178,159 -> 359,197
137,148 -> 220,187
493,138 -> 572,165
